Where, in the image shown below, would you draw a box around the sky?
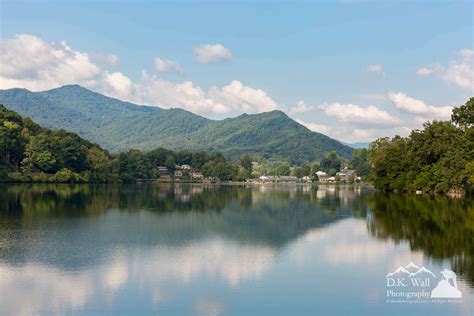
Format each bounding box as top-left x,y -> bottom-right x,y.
0,1 -> 472,143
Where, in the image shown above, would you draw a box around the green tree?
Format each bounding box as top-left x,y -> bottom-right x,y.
293,167 -> 305,178
311,163 -> 321,173
349,148 -> 371,177
22,135 -> 58,173
368,98 -> 473,193
239,154 -> 253,171
165,156 -> 176,170
274,164 -> 291,176
320,151 -> 342,173
451,97 -> 473,129
0,117 -> 25,169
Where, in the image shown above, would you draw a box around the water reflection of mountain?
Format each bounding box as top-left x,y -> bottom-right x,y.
0,184 -> 369,269
367,193 -> 474,287
3,184 -> 471,288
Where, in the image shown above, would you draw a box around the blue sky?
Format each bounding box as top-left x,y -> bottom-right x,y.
0,1 -> 472,142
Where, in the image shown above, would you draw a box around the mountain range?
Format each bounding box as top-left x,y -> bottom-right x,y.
343,141 -> 371,149
0,85 -> 353,164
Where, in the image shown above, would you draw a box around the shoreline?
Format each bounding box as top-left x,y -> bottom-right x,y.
2,181 -> 470,197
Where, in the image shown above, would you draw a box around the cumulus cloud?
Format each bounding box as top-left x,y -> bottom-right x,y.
294,102 -> 412,142
154,57 -> 183,75
132,74 -> 282,115
104,72 -> 133,100
387,91 -> 452,119
319,102 -> 401,127
95,54 -> 119,66
295,119 -> 330,134
0,34 -> 102,91
296,95 -> 420,143
416,49 -> 473,90
292,101 -> 417,142
208,80 -> 281,113
367,64 -> 384,76
443,50 -> 473,90
415,66 -> 437,77
289,101 -> 315,114
134,71 -> 229,114
0,34 -> 281,116
0,34 -> 444,143
194,44 -> 232,64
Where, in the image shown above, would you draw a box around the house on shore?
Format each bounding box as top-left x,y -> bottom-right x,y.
319,175 -> 336,183
174,170 -> 183,177
176,164 -> 191,170
302,176 -> 312,183
259,175 -> 299,183
315,171 -> 337,183
158,166 -> 170,179
336,168 -> 357,182
192,172 -> 204,179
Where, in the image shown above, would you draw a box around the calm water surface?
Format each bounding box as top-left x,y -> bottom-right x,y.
0,184 -> 472,315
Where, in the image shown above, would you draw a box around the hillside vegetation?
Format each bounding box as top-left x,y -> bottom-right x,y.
0,105 -> 239,182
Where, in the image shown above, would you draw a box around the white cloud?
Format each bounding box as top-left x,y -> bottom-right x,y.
154,57 -> 183,75
132,74 -> 282,115
0,34 -> 102,91
295,119 -> 329,134
290,100 -> 315,114
442,50 -> 473,90
416,49 -> 473,90
104,72 -> 133,100
0,34 -> 281,116
208,80 -> 281,114
134,71 -> 229,114
194,44 -> 232,64
0,34 -> 448,143
387,91 -> 452,119
367,64 -> 384,76
298,123 -> 410,143
96,54 -> 119,66
460,48 -> 474,59
319,102 -> 401,127
415,66 -> 436,77
294,101 -> 412,142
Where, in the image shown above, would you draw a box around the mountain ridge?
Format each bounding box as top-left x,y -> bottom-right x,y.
0,85 -> 353,164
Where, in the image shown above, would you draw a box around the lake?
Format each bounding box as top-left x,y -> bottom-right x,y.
0,184 -> 472,315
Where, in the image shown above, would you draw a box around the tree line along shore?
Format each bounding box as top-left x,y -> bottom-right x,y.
1,98 -> 472,194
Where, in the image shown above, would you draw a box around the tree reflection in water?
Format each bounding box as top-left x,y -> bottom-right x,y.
367,193 -> 474,287
0,183 -> 472,287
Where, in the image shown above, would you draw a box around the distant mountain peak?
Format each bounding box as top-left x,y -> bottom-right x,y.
48,84 -> 89,92
0,86 -> 354,163
0,87 -> 31,93
267,109 -> 288,117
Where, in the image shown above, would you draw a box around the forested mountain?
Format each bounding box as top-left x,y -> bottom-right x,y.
0,105 -> 240,182
0,85 -> 352,164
